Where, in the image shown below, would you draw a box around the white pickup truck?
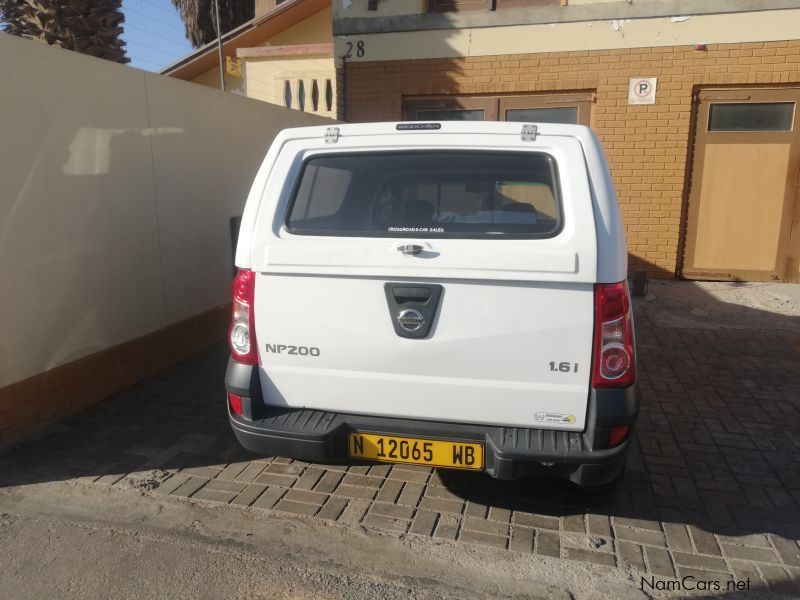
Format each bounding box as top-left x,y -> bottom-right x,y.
226,121 -> 639,490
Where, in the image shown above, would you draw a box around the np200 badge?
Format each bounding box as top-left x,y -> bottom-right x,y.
264,344 -> 320,356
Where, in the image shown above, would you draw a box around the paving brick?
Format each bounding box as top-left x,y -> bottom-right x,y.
152,474 -> 190,496
234,462 -> 267,483
410,510 -> 439,536
255,472 -> 297,487
673,552 -> 728,572
536,531 -> 561,558
618,541 -> 647,571
387,467 -> 430,484
425,486 -> 464,502
313,470 -> 344,494
363,514 -> 410,534
216,462 -> 249,482
614,517 -> 662,531
769,535 -> 800,567
266,463 -> 304,476
275,499 -> 321,516
614,526 -> 666,548
170,476 -> 208,498
562,514 -> 586,533
293,467 -> 324,491
342,473 -> 382,488
509,526 -> 535,553
230,484 -> 267,507
204,479 -> 246,494
488,506 -> 511,524
317,496 -> 349,521
331,484 -> 377,500
689,527 -> 722,556
759,564 -> 799,596
514,512 -> 560,530
662,523 -> 693,553
182,465 -> 222,479
369,502 -> 415,520
729,559 -> 762,584
722,543 -> 779,564
465,500 -> 488,518
419,496 -> 464,514
375,479 -> 404,503
587,514 -> 612,538
678,567 -> 733,582
564,547 -> 617,567
433,515 -> 460,541
645,546 -> 676,578
367,465 -> 392,478
192,487 -> 237,503
284,489 -> 328,505
463,516 -> 509,537
397,483 -> 424,507
252,486 -> 286,510
718,533 -> 771,548
339,499 -> 370,524
459,529 -> 508,550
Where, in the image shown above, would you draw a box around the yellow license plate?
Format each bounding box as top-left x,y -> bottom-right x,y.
348,433 -> 484,470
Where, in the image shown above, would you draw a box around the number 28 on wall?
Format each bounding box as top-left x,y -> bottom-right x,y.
343,40 -> 366,59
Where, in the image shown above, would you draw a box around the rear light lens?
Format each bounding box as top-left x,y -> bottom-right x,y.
609,425 -> 630,448
229,269 -> 258,364
592,281 -> 636,388
228,392 -> 243,416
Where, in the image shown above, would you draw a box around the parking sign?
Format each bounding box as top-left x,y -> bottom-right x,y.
628,78 -> 657,105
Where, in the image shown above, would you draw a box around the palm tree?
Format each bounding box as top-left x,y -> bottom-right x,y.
0,0 -> 129,63
170,0 -> 253,48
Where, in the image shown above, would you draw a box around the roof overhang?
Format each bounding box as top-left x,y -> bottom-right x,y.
162,0 -> 330,80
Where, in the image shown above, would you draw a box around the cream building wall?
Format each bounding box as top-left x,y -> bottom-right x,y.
0,32 -> 332,389
244,7 -> 336,116
188,7 -> 335,117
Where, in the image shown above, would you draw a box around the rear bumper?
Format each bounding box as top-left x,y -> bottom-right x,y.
226,359 -> 640,485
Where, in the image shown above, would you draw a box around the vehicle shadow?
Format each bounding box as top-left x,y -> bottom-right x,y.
0,277 -> 798,592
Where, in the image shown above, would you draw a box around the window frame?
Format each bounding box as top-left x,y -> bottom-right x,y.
283,150 -> 565,240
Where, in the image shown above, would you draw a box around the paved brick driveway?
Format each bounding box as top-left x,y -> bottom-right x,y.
2,282 -> 799,595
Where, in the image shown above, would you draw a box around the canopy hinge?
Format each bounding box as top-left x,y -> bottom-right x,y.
324,127 -> 340,143
521,124 -> 538,142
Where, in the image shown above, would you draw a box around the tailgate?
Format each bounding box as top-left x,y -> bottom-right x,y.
249,134 -> 598,431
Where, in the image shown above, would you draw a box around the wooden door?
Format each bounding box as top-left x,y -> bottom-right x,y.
683,88 -> 800,282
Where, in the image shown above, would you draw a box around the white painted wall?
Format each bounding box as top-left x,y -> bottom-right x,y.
0,33 -> 332,388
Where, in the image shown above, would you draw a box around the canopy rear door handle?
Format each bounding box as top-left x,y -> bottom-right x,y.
391,286 -> 432,304
397,244 -> 423,256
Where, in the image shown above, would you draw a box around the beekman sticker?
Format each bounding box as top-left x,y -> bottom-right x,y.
535,412 -> 576,424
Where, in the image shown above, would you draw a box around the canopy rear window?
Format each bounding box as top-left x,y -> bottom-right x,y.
285,152 -> 562,238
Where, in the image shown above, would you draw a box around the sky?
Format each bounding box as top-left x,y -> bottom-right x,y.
121,0 -> 196,72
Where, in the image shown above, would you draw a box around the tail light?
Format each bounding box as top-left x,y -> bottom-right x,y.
609,425 -> 630,447
229,268 -> 258,364
228,392 -> 243,416
592,281 -> 636,388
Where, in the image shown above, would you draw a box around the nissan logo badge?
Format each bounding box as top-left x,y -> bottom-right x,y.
397,308 -> 425,332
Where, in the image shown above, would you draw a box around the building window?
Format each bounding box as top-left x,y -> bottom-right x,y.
325,79 -> 334,112
708,102 -> 795,132
311,80 -> 320,112
429,0 -> 491,11
298,80 -> 306,111
430,0 -> 559,10
284,80 -> 292,108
